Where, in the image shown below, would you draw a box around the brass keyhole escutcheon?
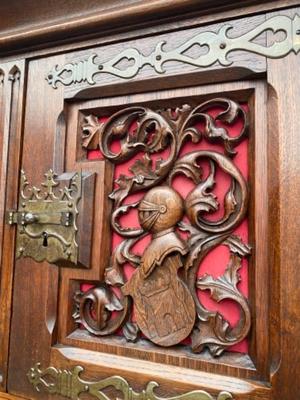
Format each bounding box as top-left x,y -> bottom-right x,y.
42,232 -> 48,247
6,169 -> 95,268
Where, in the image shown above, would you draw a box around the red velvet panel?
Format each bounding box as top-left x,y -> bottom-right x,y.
85,105 -> 248,353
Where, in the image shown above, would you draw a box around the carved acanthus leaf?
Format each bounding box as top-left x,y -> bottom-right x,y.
105,236 -> 142,286
168,158 -> 202,185
82,115 -> 104,150
111,202 -> 144,237
130,154 -> 160,179
223,181 -> 237,221
224,235 -> 251,257
181,98 -> 248,157
197,254 -> 243,300
123,321 -> 140,342
191,251 -> 251,355
77,99 -> 251,357
73,286 -> 128,336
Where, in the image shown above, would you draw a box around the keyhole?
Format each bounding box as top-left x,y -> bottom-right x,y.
42,232 -> 48,247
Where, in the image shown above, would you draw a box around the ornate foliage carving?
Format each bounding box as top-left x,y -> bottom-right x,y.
75,98 -> 251,356
46,14 -> 300,88
28,363 -> 233,400
73,286 -> 125,335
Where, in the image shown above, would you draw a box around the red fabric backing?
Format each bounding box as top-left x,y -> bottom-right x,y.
85,106 -> 249,353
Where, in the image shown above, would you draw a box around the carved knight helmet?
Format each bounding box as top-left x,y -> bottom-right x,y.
138,186 -> 184,234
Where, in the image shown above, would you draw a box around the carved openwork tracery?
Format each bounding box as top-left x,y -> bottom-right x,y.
74,98 -> 251,357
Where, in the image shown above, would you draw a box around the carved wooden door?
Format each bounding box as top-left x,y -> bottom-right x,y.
1,5 -> 300,400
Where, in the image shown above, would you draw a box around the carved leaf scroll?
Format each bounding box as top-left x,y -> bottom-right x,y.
76,97 -> 251,356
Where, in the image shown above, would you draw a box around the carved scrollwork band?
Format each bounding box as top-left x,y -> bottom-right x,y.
46,14 -> 300,88
74,97 -> 251,357
27,363 -> 233,400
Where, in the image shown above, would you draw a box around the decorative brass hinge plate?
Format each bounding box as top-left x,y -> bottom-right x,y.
6,169 -> 95,267
27,363 -> 233,400
46,14 -> 300,88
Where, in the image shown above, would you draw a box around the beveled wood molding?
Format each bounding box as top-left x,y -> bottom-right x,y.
0,393 -> 26,400
0,60 -> 26,391
0,0 -> 286,56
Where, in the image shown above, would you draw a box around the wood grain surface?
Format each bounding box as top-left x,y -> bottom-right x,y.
0,2 -> 299,400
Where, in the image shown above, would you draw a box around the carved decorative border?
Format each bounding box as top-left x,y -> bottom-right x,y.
27,363 -> 233,400
75,98 -> 251,356
46,14 -> 300,88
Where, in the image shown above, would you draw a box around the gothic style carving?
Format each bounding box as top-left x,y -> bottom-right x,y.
75,98 -> 251,356
73,286 -> 127,335
28,363 -> 233,400
122,186 -> 196,346
47,14 -> 300,88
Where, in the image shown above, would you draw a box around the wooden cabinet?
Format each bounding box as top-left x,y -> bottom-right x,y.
0,1 -> 299,400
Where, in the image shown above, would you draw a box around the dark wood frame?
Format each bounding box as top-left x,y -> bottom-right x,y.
0,0 -> 298,57
56,80 -> 268,382
0,2 -> 299,400
0,60 -> 26,391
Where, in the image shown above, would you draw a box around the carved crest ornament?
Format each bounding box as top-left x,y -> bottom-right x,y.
73,98 -> 251,357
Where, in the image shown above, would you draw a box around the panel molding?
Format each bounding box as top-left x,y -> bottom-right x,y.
58,80 -> 268,381
0,394 -> 26,400
0,60 -> 26,391
0,0 -> 294,57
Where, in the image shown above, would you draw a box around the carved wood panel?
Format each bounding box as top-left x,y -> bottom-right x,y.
53,80 -> 270,385
4,5 -> 300,400
73,97 -> 251,357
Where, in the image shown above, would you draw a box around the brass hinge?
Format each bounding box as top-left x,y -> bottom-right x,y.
27,363 -> 233,400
